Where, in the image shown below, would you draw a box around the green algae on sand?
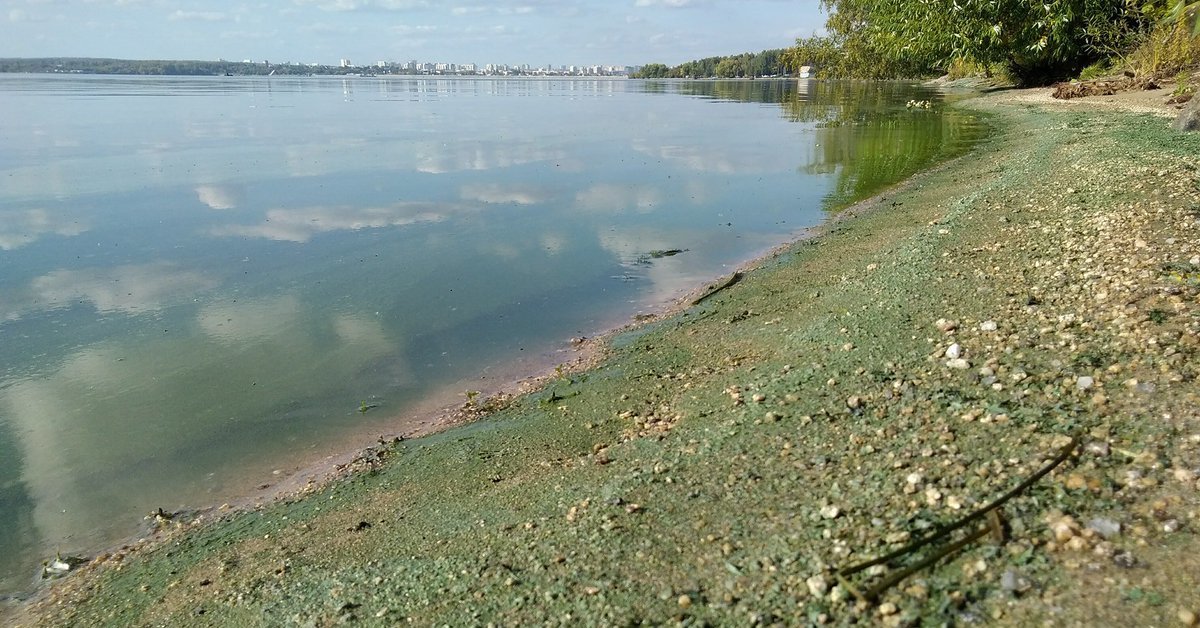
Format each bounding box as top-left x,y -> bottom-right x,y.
10,90 -> 1200,627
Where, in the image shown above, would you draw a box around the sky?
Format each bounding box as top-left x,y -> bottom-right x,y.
2,0 -> 826,67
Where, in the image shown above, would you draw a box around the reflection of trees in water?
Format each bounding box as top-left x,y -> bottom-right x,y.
0,421 -> 37,596
650,80 -> 990,212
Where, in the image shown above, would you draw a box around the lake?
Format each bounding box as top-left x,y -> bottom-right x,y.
0,75 -> 987,596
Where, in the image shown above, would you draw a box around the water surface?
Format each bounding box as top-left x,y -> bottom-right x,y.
0,75 -> 986,595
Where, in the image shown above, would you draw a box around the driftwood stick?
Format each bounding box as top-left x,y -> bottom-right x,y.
691,271 -> 743,305
840,432 -> 1081,577
861,524 -> 993,601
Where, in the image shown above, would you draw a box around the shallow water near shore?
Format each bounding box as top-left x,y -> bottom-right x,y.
0,75 -> 986,595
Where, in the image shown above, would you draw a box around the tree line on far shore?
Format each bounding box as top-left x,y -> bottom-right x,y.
0,58 -> 345,76
631,49 -> 789,79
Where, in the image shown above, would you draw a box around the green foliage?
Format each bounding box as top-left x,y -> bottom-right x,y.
797,0 -> 1195,85
631,49 -> 789,79
1079,60 -> 1115,80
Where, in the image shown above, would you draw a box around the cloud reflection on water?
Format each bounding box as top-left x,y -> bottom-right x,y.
574,183 -> 663,213
209,202 -> 469,242
31,262 -> 217,314
195,185 -> 241,210
460,182 -> 555,205
0,209 -> 89,251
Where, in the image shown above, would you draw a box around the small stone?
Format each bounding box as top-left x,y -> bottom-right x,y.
1000,569 -> 1032,594
846,396 -> 862,410
820,505 -> 841,519
878,602 -> 898,616
1163,519 -> 1181,533
1179,608 -> 1197,626
946,358 -> 971,370
806,574 -> 829,597
1050,515 -> 1079,543
677,594 -> 692,608
752,393 -> 766,403
1113,550 -> 1137,569
1076,376 -> 1095,391
980,320 -> 997,332
905,472 -> 923,485
1174,468 -> 1196,483
1085,441 -> 1111,457
945,343 -> 962,359
935,318 -> 958,333
1087,518 -> 1121,539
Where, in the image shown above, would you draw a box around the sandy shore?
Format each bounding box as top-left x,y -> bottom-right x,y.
9,86 -> 1200,626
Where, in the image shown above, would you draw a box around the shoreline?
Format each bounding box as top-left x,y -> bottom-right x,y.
10,86 -> 1200,625
0,90 -> 962,610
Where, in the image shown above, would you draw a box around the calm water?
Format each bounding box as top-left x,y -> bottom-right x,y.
0,75 -> 987,595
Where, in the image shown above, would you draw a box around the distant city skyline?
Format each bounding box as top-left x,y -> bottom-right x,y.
2,0 -> 827,68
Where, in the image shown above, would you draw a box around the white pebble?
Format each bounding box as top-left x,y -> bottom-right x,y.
946,358 -> 971,370
979,320 -> 997,332
945,343 -> 962,359
1077,376 -> 1095,390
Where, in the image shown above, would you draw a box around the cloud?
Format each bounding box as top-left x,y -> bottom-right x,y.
634,0 -> 701,7
292,0 -> 431,11
195,185 -> 241,210
167,10 -> 227,22
209,202 -> 466,242
460,182 -> 554,205
414,140 -> 566,174
31,262 -> 217,314
574,183 -> 662,213
197,295 -> 301,344
0,209 -> 88,250
631,139 -> 793,175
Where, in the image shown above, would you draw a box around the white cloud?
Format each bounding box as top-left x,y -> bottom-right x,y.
195,185 -> 240,210
0,209 -> 88,250
292,0 -> 431,11
634,0 -> 699,7
197,295 -> 301,344
574,183 -> 662,213
209,202 -> 466,242
31,262 -> 217,314
460,182 -> 553,205
167,10 -> 227,22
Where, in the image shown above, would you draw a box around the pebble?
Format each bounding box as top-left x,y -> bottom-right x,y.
1113,550 -> 1137,569
820,505 -> 841,519
878,602 -> 898,616
1000,569 -> 1032,594
806,574 -> 829,597
1087,518 -> 1121,539
1085,441 -> 1111,457
945,343 -> 962,359
1076,376 -> 1095,390
1179,609 -> 1197,626
946,358 -> 971,370
846,396 -> 862,410
935,318 -> 958,333
980,320 -> 998,332
677,594 -> 692,608
1050,515 -> 1079,543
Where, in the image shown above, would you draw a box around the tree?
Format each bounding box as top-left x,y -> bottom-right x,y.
813,0 -> 1166,85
